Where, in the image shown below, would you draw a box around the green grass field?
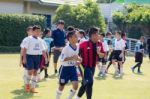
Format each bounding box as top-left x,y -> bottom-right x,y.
0,54 -> 150,99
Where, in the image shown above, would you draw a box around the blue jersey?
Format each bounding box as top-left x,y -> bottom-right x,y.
104,38 -> 112,45
134,41 -> 144,53
43,37 -> 53,53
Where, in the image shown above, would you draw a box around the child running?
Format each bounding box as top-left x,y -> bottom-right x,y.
112,31 -> 125,77
97,33 -> 109,77
131,36 -> 145,74
56,30 -> 82,99
39,28 -> 53,79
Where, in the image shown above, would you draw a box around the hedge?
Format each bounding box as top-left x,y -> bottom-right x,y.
0,14 -> 45,52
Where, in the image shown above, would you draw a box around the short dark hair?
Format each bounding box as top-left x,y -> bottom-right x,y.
66,30 -> 76,40
100,33 -> 105,37
32,25 -> 41,31
67,26 -> 75,32
116,31 -> 122,35
121,33 -> 126,38
57,20 -> 65,25
79,29 -> 86,37
106,32 -> 112,36
88,27 -> 99,37
26,26 -> 33,32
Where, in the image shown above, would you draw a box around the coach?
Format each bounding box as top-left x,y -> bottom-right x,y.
75,27 -> 104,99
52,20 -> 66,74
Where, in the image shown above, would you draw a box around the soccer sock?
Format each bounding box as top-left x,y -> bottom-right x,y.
102,65 -> 106,74
56,89 -> 62,99
26,74 -> 32,85
67,89 -> 76,99
113,64 -> 119,72
31,76 -> 37,89
137,63 -> 142,72
75,96 -> 80,99
120,66 -> 123,74
44,68 -> 48,77
23,69 -> 28,85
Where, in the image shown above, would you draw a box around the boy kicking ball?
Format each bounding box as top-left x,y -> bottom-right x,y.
56,31 -> 82,99
22,25 -> 47,93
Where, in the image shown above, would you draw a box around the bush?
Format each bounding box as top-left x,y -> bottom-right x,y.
0,14 -> 45,52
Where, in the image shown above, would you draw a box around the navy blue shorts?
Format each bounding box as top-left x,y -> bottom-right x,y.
26,55 -> 41,70
59,66 -> 78,85
112,50 -> 122,61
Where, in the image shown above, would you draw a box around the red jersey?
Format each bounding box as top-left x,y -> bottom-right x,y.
79,40 -> 104,68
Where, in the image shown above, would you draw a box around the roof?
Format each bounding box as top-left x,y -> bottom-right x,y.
39,0 -> 84,6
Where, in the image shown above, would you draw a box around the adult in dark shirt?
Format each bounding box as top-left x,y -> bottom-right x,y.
52,20 -> 66,74
147,37 -> 150,61
75,27 -> 104,99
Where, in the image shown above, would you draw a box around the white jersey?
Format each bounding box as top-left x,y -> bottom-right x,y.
114,39 -> 125,51
79,37 -> 87,44
20,36 -> 32,48
24,36 -> 46,55
60,44 -> 79,67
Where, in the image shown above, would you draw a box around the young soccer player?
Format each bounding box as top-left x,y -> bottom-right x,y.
131,36 -> 145,74
77,30 -> 87,44
112,31 -> 125,77
56,30 -> 82,99
97,33 -> 109,77
105,32 -> 114,73
20,26 -> 33,88
22,25 -> 47,93
39,28 -> 53,79
75,27 -> 104,99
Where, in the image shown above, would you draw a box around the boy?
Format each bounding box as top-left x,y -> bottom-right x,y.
22,25 -> 47,93
75,27 -> 104,99
131,36 -> 145,74
97,33 -> 109,77
39,28 -> 54,79
112,31 -> 125,77
20,26 -> 33,88
56,31 -> 82,99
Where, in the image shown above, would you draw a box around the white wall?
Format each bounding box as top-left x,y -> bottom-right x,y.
99,3 -> 124,22
30,2 -> 57,16
0,0 -> 24,13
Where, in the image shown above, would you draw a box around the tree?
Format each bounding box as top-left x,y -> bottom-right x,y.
112,4 -> 150,38
53,0 -> 106,32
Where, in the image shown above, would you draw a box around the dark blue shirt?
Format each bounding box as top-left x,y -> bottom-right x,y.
52,28 -> 66,47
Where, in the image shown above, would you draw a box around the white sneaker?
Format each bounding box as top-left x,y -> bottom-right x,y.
75,96 -> 80,99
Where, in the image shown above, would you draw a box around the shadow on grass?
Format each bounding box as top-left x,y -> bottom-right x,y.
11,86 -> 36,99
95,76 -> 106,80
48,74 -> 58,79
112,74 -> 123,80
133,72 -> 144,76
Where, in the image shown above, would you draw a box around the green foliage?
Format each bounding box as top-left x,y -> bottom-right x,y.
53,0 -> 106,32
97,0 -> 115,3
0,14 -> 45,52
112,4 -> 150,38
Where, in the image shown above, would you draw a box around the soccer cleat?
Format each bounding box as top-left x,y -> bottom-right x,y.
25,84 -> 30,93
131,67 -> 134,73
137,71 -> 142,74
31,88 -> 38,93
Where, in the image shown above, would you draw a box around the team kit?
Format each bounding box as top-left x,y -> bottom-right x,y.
20,21 -> 145,99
